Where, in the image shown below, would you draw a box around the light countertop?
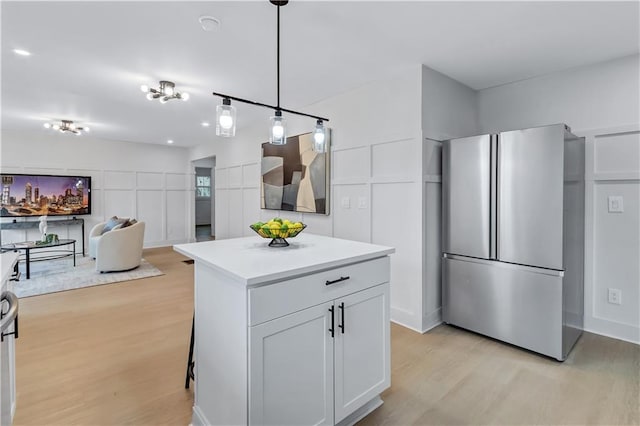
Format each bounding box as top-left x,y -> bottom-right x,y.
174,233 -> 394,287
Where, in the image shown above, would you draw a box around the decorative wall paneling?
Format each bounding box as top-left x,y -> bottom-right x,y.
0,167 -> 192,249
583,125 -> 640,344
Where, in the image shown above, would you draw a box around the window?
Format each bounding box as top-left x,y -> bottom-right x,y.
196,175 -> 211,198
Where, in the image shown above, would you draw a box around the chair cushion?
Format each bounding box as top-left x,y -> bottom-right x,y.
102,216 -> 129,234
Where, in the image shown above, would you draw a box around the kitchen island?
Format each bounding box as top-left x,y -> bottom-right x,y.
174,233 -> 394,426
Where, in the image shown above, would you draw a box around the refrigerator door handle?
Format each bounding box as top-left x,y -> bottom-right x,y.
490,134 -> 498,260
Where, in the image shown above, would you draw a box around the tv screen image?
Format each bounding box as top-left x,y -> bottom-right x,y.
1,174 -> 91,217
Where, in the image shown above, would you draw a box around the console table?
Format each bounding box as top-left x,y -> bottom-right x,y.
0,218 -> 85,256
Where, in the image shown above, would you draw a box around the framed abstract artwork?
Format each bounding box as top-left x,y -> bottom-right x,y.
261,130 -> 330,215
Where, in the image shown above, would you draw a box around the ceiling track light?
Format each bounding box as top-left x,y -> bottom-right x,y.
141,80 -> 189,103
212,0 -> 329,153
43,120 -> 89,135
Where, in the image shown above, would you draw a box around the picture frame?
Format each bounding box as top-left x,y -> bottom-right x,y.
260,130 -> 331,215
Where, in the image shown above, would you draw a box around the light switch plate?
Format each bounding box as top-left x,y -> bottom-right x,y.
341,196 -> 351,209
357,197 -> 367,209
608,196 -> 624,213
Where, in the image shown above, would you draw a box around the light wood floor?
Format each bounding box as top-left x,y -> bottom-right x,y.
12,247 -> 640,425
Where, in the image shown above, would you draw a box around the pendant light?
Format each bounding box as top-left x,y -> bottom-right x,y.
212,0 -> 329,151
312,119 -> 326,153
216,98 -> 236,137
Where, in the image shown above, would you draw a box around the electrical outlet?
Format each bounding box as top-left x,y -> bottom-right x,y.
608,288 -> 622,305
608,196 -> 624,213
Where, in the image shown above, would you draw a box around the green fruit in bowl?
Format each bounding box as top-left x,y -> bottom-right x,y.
261,224 -> 272,237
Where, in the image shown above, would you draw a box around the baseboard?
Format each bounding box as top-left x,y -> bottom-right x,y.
584,317 -> 640,345
390,306 -> 422,332
421,307 -> 442,333
143,239 -> 191,249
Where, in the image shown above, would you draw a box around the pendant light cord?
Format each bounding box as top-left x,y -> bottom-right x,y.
276,3 -> 281,110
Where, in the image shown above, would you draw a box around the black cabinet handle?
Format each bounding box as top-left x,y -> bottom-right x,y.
326,276 -> 350,286
338,302 -> 345,334
328,305 -> 335,338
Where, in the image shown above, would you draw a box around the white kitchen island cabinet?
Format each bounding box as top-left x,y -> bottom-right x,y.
174,233 -> 394,426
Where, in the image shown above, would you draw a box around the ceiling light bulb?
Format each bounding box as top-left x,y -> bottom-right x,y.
146,93 -> 154,101
140,84 -> 149,93
13,49 -> 31,56
272,123 -> 284,139
44,123 -> 51,129
164,86 -> 174,97
84,127 -> 90,133
269,111 -> 286,145
181,92 -> 190,101
216,100 -> 236,137
219,110 -> 234,130
53,124 -> 60,130
201,122 -> 210,127
313,120 -> 326,153
167,139 -> 174,144
69,123 -> 76,129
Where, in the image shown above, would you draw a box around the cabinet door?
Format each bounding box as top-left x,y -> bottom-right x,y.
334,284 -> 390,423
249,302 -> 334,426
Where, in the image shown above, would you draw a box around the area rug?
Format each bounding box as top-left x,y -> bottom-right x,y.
12,256 -> 164,298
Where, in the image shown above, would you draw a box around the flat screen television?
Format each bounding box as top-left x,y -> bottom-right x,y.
0,173 -> 91,217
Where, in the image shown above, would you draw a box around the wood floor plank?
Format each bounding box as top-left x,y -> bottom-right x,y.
11,247 -> 640,425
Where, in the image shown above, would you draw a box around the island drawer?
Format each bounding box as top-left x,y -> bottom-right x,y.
248,256 -> 390,326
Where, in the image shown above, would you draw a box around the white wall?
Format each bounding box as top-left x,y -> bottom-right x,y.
421,65 -> 479,331
1,130 -> 193,249
478,55 -> 640,344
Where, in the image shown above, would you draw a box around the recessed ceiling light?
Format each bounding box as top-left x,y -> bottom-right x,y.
13,49 -> 31,56
167,139 -> 174,144
201,122 -> 210,127
199,16 -> 220,32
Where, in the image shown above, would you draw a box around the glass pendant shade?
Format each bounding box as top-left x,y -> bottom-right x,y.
312,120 -> 326,153
216,99 -> 236,137
269,111 -> 286,145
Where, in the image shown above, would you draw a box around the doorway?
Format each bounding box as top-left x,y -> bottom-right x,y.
192,156 -> 216,242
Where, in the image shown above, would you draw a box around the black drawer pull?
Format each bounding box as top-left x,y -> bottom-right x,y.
326,276 -> 350,286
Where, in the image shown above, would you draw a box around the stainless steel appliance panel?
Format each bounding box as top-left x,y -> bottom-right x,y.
498,125 -> 565,270
443,134 -> 492,259
443,255 -> 564,360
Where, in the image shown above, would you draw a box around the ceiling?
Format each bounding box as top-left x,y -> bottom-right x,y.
2,1 -> 638,148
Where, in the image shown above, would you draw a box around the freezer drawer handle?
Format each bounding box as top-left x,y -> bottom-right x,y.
325,276 -> 350,286
0,291 -> 19,342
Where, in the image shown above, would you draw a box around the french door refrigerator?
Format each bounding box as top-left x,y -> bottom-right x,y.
442,124 -> 585,361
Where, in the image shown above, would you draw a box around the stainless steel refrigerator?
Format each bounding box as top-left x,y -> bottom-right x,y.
442,124 -> 585,361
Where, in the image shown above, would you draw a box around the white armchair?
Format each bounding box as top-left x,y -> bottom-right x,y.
89,220 -> 145,272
